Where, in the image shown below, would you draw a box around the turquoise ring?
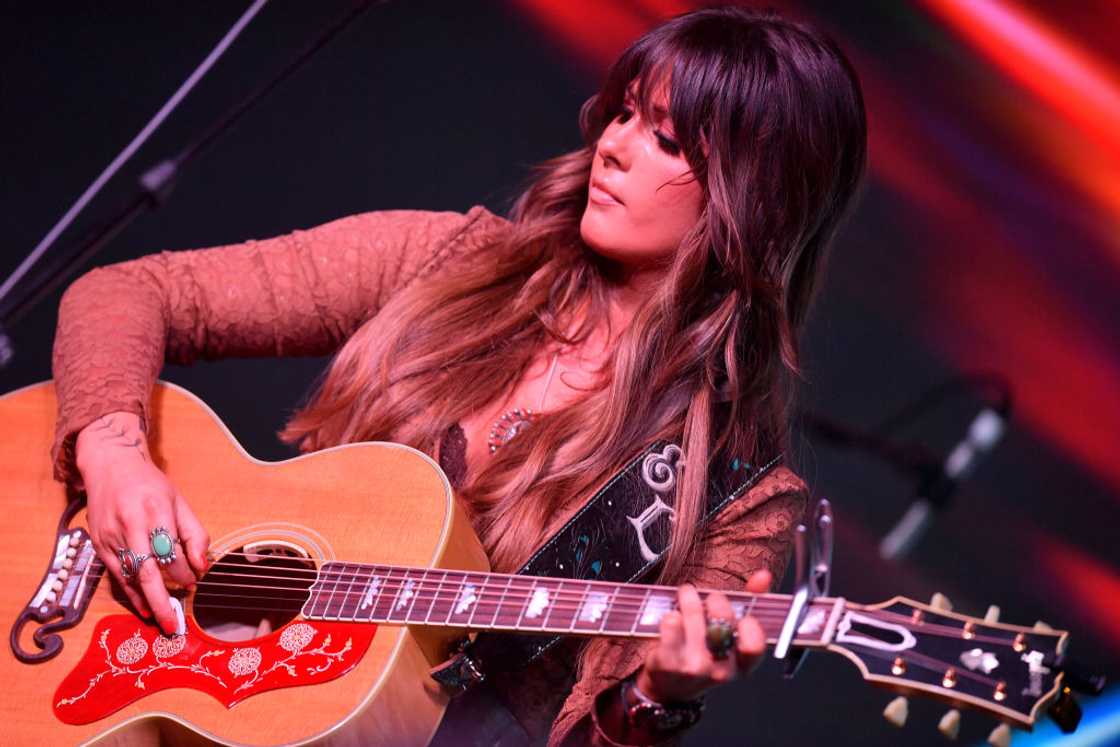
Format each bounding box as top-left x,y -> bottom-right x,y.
149,526 -> 178,566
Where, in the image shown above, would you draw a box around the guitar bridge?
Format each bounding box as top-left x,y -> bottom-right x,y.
9,496 -> 104,663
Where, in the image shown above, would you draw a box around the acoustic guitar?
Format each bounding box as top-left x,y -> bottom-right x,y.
0,381 -> 1074,745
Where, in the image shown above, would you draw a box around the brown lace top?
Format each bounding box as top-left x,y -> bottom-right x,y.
51,206 -> 808,746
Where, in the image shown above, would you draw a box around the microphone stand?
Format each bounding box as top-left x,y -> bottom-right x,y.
800,374 -> 1012,560
0,0 -> 379,368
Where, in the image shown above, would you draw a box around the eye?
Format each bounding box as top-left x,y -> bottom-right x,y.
655,132 -> 681,156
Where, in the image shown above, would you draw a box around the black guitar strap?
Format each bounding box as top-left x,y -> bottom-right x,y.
430,441 -> 782,693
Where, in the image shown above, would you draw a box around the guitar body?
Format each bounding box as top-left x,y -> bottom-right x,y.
0,381 -> 490,746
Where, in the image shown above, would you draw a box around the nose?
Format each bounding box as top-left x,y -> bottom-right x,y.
597,115 -> 637,171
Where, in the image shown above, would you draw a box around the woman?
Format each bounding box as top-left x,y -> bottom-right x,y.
53,7 -> 866,745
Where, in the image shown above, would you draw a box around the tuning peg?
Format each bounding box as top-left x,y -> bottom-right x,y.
883,696 -> 909,727
984,605 -> 1000,624
1048,686 -> 1082,734
938,709 -> 961,740
930,592 -> 953,612
987,723 -> 1012,747
1033,620 -> 1053,632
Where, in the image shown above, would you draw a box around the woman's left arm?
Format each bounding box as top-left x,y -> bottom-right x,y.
548,466 -> 809,747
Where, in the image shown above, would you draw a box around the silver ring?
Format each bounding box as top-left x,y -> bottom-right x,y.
705,617 -> 736,661
117,547 -> 151,581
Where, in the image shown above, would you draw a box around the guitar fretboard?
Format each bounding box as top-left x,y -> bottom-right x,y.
301,562 -> 842,644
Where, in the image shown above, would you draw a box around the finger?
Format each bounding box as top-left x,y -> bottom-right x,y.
736,613 -> 766,675
705,591 -> 737,683
657,611 -> 686,662
174,497 -> 210,578
93,536 -> 151,618
162,540 -> 198,590
135,556 -> 177,635
746,568 -> 772,594
124,526 -> 177,634
677,584 -> 710,674
644,610 -> 685,686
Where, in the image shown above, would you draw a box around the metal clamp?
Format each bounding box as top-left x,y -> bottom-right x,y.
773,499 -> 833,677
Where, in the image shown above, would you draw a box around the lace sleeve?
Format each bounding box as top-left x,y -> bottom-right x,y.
50,205 -> 505,484
548,466 -> 809,747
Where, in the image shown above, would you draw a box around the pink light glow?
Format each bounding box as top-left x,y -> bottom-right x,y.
919,0 -> 1120,162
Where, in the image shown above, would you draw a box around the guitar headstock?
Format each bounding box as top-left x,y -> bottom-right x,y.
827,593 -> 1069,735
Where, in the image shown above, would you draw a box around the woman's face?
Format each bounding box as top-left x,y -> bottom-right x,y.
580,83 -> 704,273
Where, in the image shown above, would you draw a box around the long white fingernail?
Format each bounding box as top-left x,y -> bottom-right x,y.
168,597 -> 187,635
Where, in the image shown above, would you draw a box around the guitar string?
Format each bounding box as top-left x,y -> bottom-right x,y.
192,580 -> 808,617
186,582 -> 1023,648
198,553 -> 1026,638
191,589 -> 808,622
188,590 -> 1023,647
155,566 -> 1025,649
199,554 -> 1054,639
187,572 -> 1023,646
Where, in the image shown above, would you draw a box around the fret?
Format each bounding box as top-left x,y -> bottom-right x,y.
502,577 -> 536,629
544,580 -> 580,632
602,584 -> 641,634
729,592 -> 757,623
403,569 -> 438,623
427,570 -> 463,624
305,562 -> 332,618
421,570 -> 450,623
341,563 -> 364,621
634,589 -> 675,634
463,573 -> 504,631
369,567 -> 409,622
479,574 -> 514,628
598,584 -> 623,634
322,562 -> 351,620
357,566 -> 387,621
447,571 -> 489,628
519,578 -> 563,631
572,583 -> 612,633
387,568 -> 422,623
628,587 -> 653,634
568,582 -> 593,633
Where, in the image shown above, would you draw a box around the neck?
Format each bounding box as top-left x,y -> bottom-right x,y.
300,560 -> 845,648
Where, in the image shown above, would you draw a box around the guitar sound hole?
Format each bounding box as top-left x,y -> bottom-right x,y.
193,545 -> 316,642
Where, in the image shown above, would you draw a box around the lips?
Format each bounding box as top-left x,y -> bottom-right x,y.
589,177 -> 623,206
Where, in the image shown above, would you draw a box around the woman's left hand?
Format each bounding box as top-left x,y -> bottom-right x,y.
635,568 -> 773,703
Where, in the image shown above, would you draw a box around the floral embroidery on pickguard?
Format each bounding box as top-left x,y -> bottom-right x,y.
56,620 -> 355,707
57,629 -> 227,707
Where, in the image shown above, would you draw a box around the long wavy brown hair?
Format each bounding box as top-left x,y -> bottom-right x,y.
282,7 -> 867,584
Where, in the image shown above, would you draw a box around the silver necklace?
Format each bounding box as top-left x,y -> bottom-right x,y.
486,351 -> 561,454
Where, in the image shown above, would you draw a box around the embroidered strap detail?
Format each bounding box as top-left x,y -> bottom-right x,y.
431,441 -> 781,690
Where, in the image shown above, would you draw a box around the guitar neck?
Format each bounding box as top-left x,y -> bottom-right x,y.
301,562 -> 845,647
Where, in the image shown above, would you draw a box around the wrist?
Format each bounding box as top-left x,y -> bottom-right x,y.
594,674 -> 703,745
75,411 -> 147,474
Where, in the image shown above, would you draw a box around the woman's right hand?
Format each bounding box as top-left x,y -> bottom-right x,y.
76,411 -> 210,635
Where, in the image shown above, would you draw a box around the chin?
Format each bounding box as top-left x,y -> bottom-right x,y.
579,205 -> 624,257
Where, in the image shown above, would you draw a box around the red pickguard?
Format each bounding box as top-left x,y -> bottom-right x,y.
53,615 -> 376,724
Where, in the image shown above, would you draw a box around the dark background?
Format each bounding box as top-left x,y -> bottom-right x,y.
2,2 -> 1118,745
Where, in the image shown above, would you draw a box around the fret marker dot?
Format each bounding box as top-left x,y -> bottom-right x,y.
614,561 -> 620,567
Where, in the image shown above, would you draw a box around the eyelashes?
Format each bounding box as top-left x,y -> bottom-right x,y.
615,107 -> 682,156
